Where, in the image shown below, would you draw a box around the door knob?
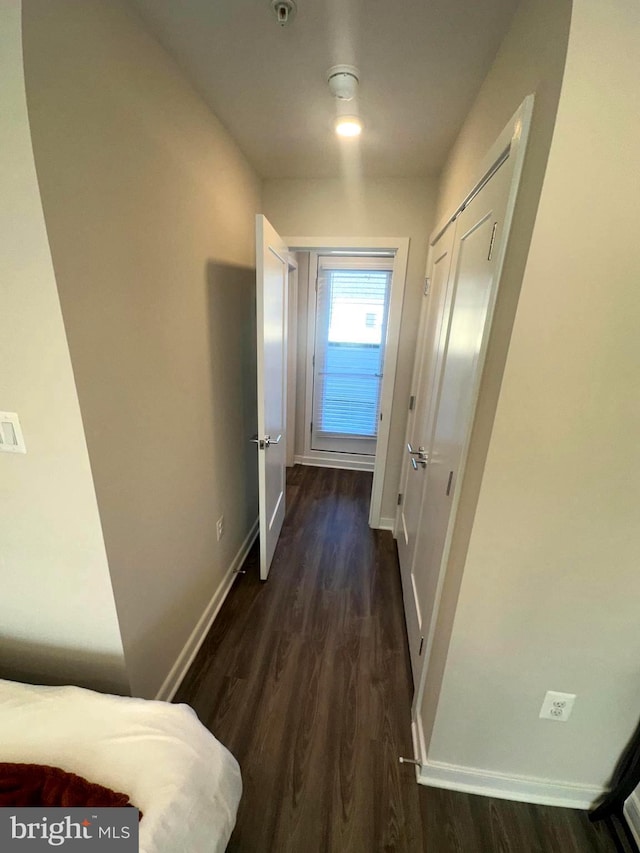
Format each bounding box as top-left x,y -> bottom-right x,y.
407,442 -> 428,463
251,434 -> 282,449
411,457 -> 426,470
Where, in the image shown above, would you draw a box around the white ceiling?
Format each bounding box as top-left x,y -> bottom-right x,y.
128,0 -> 520,179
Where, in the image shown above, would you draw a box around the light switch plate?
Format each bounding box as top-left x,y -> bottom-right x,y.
0,412 -> 27,453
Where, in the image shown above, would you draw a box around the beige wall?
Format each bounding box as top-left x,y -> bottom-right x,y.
419,0 -> 573,753
435,0 -> 572,227
22,0 -> 261,699
263,177 -> 438,522
0,1 -> 128,695
426,0 -> 640,790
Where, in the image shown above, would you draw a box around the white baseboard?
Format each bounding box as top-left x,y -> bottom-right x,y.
624,790 -> 640,847
294,453 -> 374,472
417,758 -> 604,810
155,519 -> 259,702
377,517 -> 395,531
410,712 -> 604,809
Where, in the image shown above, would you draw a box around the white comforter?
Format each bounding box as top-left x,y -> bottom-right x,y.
0,679 -> 241,852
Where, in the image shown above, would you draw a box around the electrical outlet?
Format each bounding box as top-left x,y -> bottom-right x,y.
539,690 -> 576,722
216,515 -> 224,542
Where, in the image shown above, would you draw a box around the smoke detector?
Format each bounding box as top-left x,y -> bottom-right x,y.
271,0 -> 296,27
327,65 -> 360,101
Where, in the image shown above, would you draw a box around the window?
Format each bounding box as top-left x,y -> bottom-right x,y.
311,256 -> 393,455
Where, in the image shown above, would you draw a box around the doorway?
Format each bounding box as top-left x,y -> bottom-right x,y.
284,237 -> 409,529
310,253 -> 393,458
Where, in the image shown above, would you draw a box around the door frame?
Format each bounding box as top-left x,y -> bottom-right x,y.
407,96 -> 534,764
284,236 -> 410,529
286,255 -> 298,468
306,252 -> 395,461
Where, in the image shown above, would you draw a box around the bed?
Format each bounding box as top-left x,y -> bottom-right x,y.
0,679 -> 241,852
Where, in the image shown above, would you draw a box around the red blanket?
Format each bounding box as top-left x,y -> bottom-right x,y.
0,763 -> 139,813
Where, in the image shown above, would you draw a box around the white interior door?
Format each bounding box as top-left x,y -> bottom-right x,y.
255,215 -> 288,580
404,156 -> 515,679
397,224 -> 455,681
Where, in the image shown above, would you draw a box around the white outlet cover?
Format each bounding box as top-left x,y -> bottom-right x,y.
0,412 -> 26,454
539,690 -> 576,722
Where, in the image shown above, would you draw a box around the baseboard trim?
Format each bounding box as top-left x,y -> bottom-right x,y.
294,453 -> 374,472
411,707 -> 606,810
417,758 -> 604,810
624,791 -> 640,847
155,518 -> 259,702
377,517 -> 395,531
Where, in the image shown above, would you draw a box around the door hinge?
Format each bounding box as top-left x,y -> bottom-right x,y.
397,493 -> 403,506
488,221 -> 498,260
419,636 -> 424,656
310,421 -> 313,434
312,354 -> 315,368
424,276 -> 431,296
409,394 -> 416,411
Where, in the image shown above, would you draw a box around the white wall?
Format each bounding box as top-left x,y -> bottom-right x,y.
22,0 -> 261,699
424,0 -> 640,794
0,1 -> 128,695
263,177 -> 437,523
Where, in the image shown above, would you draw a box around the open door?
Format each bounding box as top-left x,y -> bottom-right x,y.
255,215 -> 289,580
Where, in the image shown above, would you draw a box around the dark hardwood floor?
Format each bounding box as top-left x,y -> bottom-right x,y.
175,466 -> 621,853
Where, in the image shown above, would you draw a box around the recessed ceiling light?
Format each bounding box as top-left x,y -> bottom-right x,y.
335,116 -> 363,137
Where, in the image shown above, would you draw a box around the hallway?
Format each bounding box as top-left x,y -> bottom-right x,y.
175,466 -> 619,852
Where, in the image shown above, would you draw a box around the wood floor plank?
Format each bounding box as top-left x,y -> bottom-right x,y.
175,466 -> 621,853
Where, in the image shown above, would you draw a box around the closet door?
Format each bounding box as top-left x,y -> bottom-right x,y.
403,154 -> 515,683
397,224 -> 456,682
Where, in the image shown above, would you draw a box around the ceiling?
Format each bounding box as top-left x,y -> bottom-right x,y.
128,0 -> 520,179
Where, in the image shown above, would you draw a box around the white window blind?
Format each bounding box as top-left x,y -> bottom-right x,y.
313,263 -> 392,439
